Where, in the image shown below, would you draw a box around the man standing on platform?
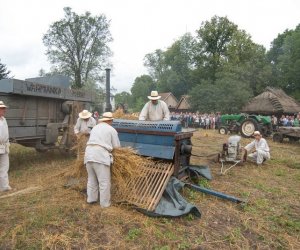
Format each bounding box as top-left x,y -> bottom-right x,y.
139,91 -> 170,121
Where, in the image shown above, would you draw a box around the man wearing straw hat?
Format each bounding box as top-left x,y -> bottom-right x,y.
84,112 -> 120,207
243,131 -> 270,165
74,109 -> 96,136
0,101 -> 12,192
139,90 -> 170,121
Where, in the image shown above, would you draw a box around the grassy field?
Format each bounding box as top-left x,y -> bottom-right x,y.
0,130 -> 299,249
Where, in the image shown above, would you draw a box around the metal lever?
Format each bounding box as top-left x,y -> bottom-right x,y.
186,183 -> 246,203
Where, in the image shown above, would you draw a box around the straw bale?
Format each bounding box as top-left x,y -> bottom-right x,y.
67,135 -> 150,201
113,108 -> 139,120
69,134 -> 89,178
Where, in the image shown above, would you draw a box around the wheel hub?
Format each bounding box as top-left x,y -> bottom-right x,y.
242,122 -> 255,136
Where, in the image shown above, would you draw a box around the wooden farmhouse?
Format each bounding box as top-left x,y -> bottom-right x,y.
176,95 -> 191,112
159,92 -> 178,111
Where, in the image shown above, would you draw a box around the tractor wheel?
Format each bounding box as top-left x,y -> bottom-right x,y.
219,127 -> 228,135
240,118 -> 259,138
273,133 -> 283,143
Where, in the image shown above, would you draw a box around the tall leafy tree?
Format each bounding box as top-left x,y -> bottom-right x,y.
194,16 -> 238,83
43,7 -> 112,88
115,91 -> 132,110
144,33 -> 196,98
0,59 -> 11,80
189,73 -> 253,113
266,29 -> 294,87
130,75 -> 156,111
144,49 -> 166,81
268,25 -> 300,99
225,42 -> 272,96
190,15 -> 271,111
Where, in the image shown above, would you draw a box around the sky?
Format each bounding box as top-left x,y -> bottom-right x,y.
0,0 -> 300,93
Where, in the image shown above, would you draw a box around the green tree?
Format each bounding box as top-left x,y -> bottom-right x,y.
144,49 -> 166,81
144,33 -> 196,98
193,15 -> 271,97
189,76 -> 252,113
130,75 -> 156,111
194,16 -> 238,83
0,59 -> 11,80
273,25 -> 300,99
266,29 -> 294,88
115,91 -> 132,110
225,43 -> 272,96
43,7 -> 112,88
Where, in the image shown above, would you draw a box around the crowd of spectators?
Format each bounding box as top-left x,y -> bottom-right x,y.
171,112 -> 300,130
170,112 -> 221,129
272,113 -> 300,129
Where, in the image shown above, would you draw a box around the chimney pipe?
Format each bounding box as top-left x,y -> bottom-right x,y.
105,68 -> 112,112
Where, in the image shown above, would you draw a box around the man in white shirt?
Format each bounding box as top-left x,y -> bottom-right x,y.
84,112 -> 120,207
74,110 -> 96,136
243,131 -> 270,165
139,91 -> 170,121
0,101 -> 11,192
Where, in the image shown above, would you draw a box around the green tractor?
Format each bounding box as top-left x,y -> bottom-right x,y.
219,113 -> 272,138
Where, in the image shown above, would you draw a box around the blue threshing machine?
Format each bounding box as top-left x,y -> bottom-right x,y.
112,119 -> 193,177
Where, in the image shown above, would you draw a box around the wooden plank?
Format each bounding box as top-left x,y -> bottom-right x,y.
119,162 -> 174,211
148,164 -> 173,210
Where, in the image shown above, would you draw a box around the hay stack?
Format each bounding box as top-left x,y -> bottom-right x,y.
111,147 -> 147,198
68,135 -> 149,200
69,134 -> 89,178
113,108 -> 139,120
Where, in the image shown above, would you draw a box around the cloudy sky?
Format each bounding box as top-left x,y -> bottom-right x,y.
0,0 -> 299,93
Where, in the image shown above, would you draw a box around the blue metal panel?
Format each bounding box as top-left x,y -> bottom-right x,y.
112,120 -> 180,159
113,119 -> 182,132
118,133 -> 174,146
120,141 -> 175,159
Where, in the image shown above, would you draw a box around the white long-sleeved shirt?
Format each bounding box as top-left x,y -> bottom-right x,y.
74,117 -> 96,134
84,122 -> 120,166
0,117 -> 9,144
139,100 -> 170,121
244,138 -> 270,152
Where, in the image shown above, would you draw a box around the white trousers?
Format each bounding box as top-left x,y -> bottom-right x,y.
86,162 -> 111,207
248,150 -> 270,164
0,153 -> 10,191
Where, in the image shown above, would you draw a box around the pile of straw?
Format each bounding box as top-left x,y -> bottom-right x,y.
68,135 -> 149,200
113,108 -> 139,120
69,134 -> 89,178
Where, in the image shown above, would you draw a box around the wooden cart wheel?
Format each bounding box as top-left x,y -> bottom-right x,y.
273,133 -> 283,143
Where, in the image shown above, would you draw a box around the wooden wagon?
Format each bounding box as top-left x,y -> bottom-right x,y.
273,127 -> 300,142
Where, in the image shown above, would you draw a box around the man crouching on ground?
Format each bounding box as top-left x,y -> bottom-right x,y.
84,112 -> 120,207
243,131 -> 270,165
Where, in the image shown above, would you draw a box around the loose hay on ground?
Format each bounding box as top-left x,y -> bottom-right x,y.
67,135 -> 151,201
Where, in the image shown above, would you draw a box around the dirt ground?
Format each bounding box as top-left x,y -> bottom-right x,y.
0,129 -> 299,249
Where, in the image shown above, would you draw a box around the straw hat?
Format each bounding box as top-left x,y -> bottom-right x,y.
79,110 -> 92,119
0,101 -> 7,108
99,112 -> 114,122
147,91 -> 161,100
253,131 -> 261,136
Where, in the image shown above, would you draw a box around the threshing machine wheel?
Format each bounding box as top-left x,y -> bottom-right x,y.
288,136 -> 299,142
240,118 -> 259,138
219,127 -> 228,135
272,133 -> 283,143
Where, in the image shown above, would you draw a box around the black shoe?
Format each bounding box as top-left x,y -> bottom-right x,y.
87,201 -> 97,205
